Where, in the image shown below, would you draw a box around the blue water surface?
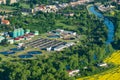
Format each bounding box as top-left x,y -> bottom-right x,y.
88,6 -> 114,44
19,55 -> 33,58
27,51 -> 42,55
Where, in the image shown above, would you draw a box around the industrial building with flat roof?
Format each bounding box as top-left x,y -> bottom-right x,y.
24,38 -> 75,51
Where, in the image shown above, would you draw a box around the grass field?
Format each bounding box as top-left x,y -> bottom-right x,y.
19,3 -> 30,8
0,5 -> 16,13
55,20 -> 78,30
77,51 -> 120,80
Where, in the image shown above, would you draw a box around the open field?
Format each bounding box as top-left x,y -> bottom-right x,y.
0,9 -> 14,13
55,20 -> 78,30
0,5 -> 16,13
19,3 -> 30,8
77,51 -> 120,80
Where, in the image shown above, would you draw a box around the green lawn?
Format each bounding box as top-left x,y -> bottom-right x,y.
0,45 -> 16,52
20,3 -> 30,8
0,5 -> 16,13
55,20 -> 78,30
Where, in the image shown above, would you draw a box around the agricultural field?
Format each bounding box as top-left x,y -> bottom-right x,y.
77,51 -> 120,80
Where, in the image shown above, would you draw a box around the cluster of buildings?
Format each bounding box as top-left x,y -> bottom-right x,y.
21,3 -> 69,15
98,5 -> 115,12
0,0 -> 17,4
69,0 -> 93,6
25,38 -> 75,51
34,3 -> 69,13
35,0 -> 93,12
0,28 -> 39,44
0,16 -> 39,44
48,29 -> 77,40
21,0 -> 93,15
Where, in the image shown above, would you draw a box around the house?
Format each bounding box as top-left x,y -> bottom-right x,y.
67,69 -> 80,77
97,63 -> 108,67
1,20 -> 10,25
1,16 -> 10,25
34,5 -> 46,12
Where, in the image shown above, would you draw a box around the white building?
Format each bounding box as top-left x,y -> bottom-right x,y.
65,42 -> 75,47
7,39 -> 14,44
67,69 -> 80,77
54,45 -> 67,51
97,63 -> 108,67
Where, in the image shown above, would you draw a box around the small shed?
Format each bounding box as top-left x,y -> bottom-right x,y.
97,63 -> 108,67
34,31 -> 39,35
7,39 -> 14,44
67,69 -> 80,77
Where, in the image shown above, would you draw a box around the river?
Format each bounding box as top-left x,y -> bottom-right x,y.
88,6 -> 114,44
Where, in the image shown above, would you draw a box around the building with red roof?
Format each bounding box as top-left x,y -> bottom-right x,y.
1,16 -> 10,25
1,20 -> 10,25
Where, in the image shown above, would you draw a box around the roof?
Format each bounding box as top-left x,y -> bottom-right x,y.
1,20 -> 10,25
54,45 -> 66,49
19,36 -> 24,38
14,38 -> 20,40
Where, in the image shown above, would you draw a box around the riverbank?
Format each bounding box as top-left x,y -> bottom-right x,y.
87,5 -> 114,44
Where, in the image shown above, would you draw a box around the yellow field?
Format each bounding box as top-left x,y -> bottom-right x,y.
77,51 -> 120,80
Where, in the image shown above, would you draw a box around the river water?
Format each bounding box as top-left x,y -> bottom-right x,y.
88,6 -> 114,44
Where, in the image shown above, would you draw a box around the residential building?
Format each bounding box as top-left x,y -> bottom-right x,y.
1,17 -> 10,25
34,5 -> 46,12
1,20 -> 10,25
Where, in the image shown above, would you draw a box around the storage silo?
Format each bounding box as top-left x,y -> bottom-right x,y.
13,29 -> 17,38
17,28 -> 21,37
20,28 -> 24,36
